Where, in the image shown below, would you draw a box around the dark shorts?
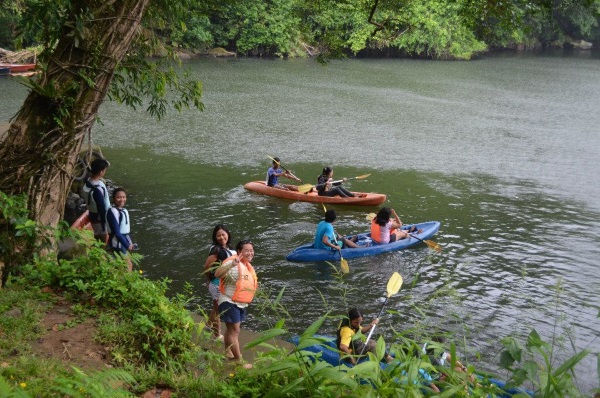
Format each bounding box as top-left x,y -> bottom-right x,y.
218,301 -> 246,324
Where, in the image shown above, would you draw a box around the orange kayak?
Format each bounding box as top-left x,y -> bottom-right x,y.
71,210 -> 110,244
71,210 -> 93,231
243,181 -> 386,206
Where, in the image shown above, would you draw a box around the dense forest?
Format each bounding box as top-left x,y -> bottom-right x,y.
1,0 -> 599,60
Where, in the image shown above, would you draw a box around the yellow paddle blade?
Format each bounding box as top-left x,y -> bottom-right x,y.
424,240 -> 442,252
386,272 -> 403,297
297,184 -> 314,194
267,155 -> 279,165
321,203 -> 327,213
355,173 -> 371,180
340,257 -> 349,274
366,213 -> 376,221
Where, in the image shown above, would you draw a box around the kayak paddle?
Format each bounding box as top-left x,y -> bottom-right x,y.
267,155 -> 302,182
298,174 -> 371,194
366,213 -> 442,253
360,272 -> 403,354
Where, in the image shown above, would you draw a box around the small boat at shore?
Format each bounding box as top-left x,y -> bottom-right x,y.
0,63 -> 36,73
244,181 -> 386,206
286,221 -> 440,262
290,335 -> 534,397
71,210 -> 93,231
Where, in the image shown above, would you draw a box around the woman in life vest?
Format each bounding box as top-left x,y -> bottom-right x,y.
203,224 -> 235,341
370,207 -> 418,244
214,240 -> 258,364
316,167 -> 355,197
106,188 -> 135,271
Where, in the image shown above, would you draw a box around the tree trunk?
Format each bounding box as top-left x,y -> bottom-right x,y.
0,0 -> 150,282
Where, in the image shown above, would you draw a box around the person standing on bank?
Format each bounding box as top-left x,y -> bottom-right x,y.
82,158 -> 111,242
215,240 -> 258,364
106,188 -> 135,271
203,224 -> 235,341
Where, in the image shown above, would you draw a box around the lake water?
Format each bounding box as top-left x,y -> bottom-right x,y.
1,52 -> 599,393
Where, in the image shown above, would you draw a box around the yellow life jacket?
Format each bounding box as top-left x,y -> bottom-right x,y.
219,255 -> 258,304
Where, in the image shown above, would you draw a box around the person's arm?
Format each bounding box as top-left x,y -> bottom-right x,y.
339,343 -> 356,365
107,209 -> 130,249
360,318 -> 379,334
391,209 -> 402,229
322,235 -> 340,250
283,170 -> 301,181
203,253 -> 219,282
93,188 -> 108,224
339,328 -> 356,364
214,254 -> 243,278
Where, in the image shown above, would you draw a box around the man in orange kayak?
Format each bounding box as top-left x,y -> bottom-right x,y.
266,157 -> 300,190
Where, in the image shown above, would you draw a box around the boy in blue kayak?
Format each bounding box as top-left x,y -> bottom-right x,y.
314,210 -> 358,250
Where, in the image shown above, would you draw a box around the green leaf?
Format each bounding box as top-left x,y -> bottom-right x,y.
552,349 -> 589,377
301,314 -> 328,338
245,328 -> 287,349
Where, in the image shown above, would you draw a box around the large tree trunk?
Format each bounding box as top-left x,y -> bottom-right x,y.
0,0 -> 150,283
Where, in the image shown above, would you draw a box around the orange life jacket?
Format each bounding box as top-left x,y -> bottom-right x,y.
371,220 -> 383,243
219,255 -> 258,304
370,220 -> 397,244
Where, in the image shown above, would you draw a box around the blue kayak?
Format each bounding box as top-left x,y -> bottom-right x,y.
290,335 -> 533,397
286,221 -> 441,262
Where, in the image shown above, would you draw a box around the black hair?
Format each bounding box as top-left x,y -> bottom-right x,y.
375,207 -> 392,226
89,158 -> 109,175
273,157 -> 280,165
324,209 -> 336,223
337,308 -> 362,347
348,308 -> 362,321
212,224 -> 231,248
112,187 -> 126,200
236,239 -> 253,252
322,166 -> 332,176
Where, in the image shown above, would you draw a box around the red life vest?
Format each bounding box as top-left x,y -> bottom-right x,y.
219,255 -> 258,304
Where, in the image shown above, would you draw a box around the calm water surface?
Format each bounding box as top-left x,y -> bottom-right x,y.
1,53 -> 599,393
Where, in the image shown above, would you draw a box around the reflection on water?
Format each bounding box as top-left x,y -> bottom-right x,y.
1,54 -> 599,393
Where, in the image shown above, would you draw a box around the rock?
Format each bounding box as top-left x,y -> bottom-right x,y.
4,308 -> 22,318
206,47 -> 236,58
565,39 -> 593,50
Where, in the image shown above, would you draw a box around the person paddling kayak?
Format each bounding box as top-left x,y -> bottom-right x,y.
266,157 -> 300,190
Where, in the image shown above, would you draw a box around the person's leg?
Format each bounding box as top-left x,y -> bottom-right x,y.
392,229 -> 410,240
338,186 -> 355,197
219,302 -> 243,359
342,236 -> 359,248
224,321 -> 242,360
209,299 -> 222,339
329,187 -> 350,197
